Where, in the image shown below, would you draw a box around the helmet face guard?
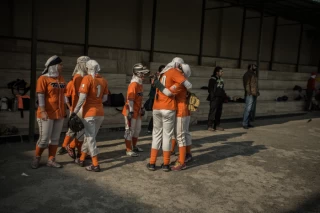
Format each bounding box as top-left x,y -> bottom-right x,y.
133,63 -> 150,78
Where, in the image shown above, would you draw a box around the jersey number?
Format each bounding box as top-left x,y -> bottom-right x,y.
96,85 -> 101,97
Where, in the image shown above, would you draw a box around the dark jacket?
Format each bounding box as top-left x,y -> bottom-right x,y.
207,75 -> 225,101
243,70 -> 259,96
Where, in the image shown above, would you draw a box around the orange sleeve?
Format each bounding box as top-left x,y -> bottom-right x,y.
171,70 -> 186,85
73,75 -> 83,93
127,83 -> 136,101
169,82 -> 184,95
103,79 -> 109,95
66,81 -> 73,97
79,76 -> 90,94
36,76 -> 46,93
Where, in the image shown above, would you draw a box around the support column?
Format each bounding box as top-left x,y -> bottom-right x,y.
252,5 -> 264,121
9,0 -> 15,36
238,8 -> 246,68
149,0 -> 158,62
198,0 -> 206,65
269,16 -> 278,71
296,23 -> 304,72
84,0 -> 90,56
29,0 -> 38,142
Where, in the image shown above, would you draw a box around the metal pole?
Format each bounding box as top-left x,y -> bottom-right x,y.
84,0 -> 90,55
296,23 -> 304,72
149,0 -> 157,62
238,7 -> 246,68
198,0 -> 206,65
252,5 -> 264,121
269,16 -> 278,70
29,0 -> 37,142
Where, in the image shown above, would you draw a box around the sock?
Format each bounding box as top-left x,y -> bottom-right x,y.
186,145 -> 191,154
76,140 -> 83,157
92,156 -> 99,166
62,135 -> 72,148
69,139 -> 76,149
178,146 -> 186,164
80,152 -> 87,161
125,140 -> 132,151
163,151 -> 171,165
171,139 -> 176,153
48,145 -> 58,160
35,145 -> 45,157
149,148 -> 158,165
132,137 -> 138,147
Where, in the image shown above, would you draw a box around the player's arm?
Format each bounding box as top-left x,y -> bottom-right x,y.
152,78 -> 174,97
102,79 -> 109,103
36,76 -> 48,120
73,78 -> 89,114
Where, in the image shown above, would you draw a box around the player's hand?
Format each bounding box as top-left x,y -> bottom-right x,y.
141,108 -> 145,116
41,111 -> 48,121
70,112 -> 77,118
127,111 -> 134,121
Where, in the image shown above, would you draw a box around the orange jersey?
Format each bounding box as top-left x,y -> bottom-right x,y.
36,75 -> 67,119
122,82 -> 144,119
153,68 -> 186,111
170,83 -> 190,117
71,74 -> 83,111
65,81 -> 73,97
79,74 -> 108,118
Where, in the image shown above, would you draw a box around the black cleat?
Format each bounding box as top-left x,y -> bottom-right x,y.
57,147 -> 68,155
161,164 -> 171,172
146,163 -> 156,171
85,164 -> 101,172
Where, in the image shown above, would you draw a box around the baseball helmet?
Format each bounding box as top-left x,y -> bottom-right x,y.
133,63 -> 150,78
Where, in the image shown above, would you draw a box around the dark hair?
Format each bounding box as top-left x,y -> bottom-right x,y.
248,64 -> 257,71
158,65 -> 165,72
213,66 -> 222,76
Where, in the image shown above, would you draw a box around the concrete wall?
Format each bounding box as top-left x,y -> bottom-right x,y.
0,0 -> 319,66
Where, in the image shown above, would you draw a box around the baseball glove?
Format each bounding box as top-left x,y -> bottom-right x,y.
188,93 -> 200,112
68,113 -> 84,133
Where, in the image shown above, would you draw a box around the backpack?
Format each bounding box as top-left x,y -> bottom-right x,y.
7,79 -> 30,96
187,93 -> 200,112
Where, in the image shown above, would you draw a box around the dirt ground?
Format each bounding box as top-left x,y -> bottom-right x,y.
0,113 -> 320,213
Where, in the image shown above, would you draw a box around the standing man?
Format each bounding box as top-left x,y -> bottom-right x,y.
242,64 -> 259,129
305,72 -> 317,111
207,66 -> 225,131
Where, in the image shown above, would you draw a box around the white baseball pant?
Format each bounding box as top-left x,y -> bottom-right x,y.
124,117 -> 142,140
175,116 -> 192,147
37,118 -> 64,148
81,116 -> 104,157
152,109 -> 176,151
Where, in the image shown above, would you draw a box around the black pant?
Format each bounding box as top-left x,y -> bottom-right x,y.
208,97 -> 223,128
148,117 -> 153,131
305,90 -> 313,111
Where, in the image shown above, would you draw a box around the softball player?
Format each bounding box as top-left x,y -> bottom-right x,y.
31,55 -> 67,169
122,63 -> 150,157
72,60 -> 108,172
58,56 -> 90,162
169,64 -> 193,171
147,57 -> 192,172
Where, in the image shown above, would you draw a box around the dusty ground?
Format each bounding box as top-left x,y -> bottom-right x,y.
0,113 -> 320,213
